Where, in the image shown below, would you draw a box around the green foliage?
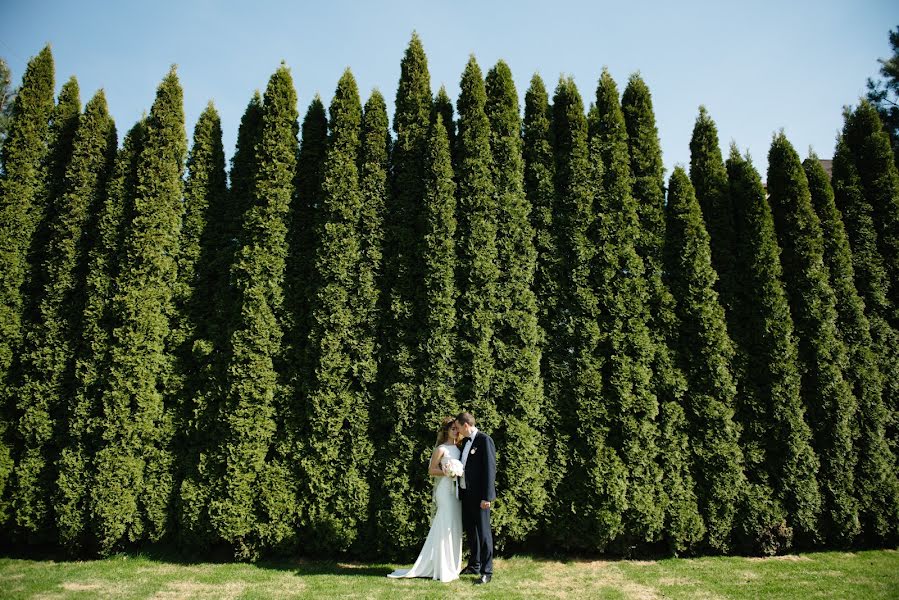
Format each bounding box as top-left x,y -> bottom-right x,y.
591,70 -> 664,549
866,26 -> 899,167
842,101 -> 899,327
622,74 -> 703,554
299,69 -> 371,553
726,147 -> 820,552
432,85 -> 456,164
62,120 -> 144,550
0,47 -> 55,524
689,107 -> 738,319
664,167 -> 746,553
207,65 -> 298,560
549,77 -> 626,551
91,68 -> 185,554
0,57 -> 16,155
419,114 -> 457,450
767,133 -> 860,546
831,131 -> 899,467
805,154 -> 899,544
15,90 -> 116,546
456,56 -> 498,427
522,75 -> 567,529
484,61 -> 548,546
8,75 -> 80,539
374,33 -> 431,559
173,103 -> 228,547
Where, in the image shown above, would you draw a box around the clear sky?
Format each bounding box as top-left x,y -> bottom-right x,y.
2,0 -> 897,179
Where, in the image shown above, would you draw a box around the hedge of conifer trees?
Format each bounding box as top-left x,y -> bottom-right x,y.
1,37 -> 898,560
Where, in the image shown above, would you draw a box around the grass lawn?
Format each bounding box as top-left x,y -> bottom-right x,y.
0,548 -> 897,599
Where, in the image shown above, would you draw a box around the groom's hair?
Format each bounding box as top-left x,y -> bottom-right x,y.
456,412 -> 475,426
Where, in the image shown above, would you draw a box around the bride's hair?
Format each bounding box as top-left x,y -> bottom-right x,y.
435,416 -> 458,447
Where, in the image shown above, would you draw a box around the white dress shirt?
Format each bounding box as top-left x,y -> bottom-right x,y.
459,426 -> 478,490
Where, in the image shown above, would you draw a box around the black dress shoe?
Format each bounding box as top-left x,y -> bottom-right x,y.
460,565 -> 479,575
474,574 -> 492,584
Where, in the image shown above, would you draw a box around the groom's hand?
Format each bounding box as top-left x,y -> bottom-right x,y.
480,500 -> 491,509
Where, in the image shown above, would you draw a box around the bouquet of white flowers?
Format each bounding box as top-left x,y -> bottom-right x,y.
443,458 -> 464,479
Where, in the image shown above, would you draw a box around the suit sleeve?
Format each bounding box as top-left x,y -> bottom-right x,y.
483,434 -> 496,502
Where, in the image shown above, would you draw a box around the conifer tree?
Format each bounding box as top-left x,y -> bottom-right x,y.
60,120 -> 144,548
484,61 -> 548,545
375,33 -> 432,557
663,167 -> 746,553
90,68 -> 186,553
419,113 -> 457,454
172,103 -> 228,545
0,47 -> 55,521
622,73 -> 704,553
298,70 -> 371,552
805,154 -> 899,542
689,107 -> 738,318
842,101 -> 899,321
549,77 -> 626,551
283,94 -> 327,396
8,76 -> 80,538
767,133 -> 860,545
456,56 -> 498,427
832,133 -> 899,460
726,147 -> 821,551
14,90 -> 115,543
433,85 -> 456,162
207,65 -> 297,559
591,70 -> 664,548
177,94 -> 262,547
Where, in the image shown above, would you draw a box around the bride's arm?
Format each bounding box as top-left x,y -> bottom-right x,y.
427,446 -> 447,477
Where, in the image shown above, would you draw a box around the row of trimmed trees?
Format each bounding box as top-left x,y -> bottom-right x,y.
0,38 -> 897,560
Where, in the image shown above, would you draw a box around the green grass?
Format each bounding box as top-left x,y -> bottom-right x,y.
0,549 -> 897,599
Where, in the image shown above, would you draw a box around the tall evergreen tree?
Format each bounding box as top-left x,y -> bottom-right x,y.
419,113 -> 457,460
172,103 -> 228,545
24,77 -> 81,328
455,56 -> 498,427
375,33 -> 432,558
208,65 -> 298,559
622,73 -> 704,553
549,77 -> 626,551
832,132 -> 899,461
689,107 -> 738,318
767,133 -> 860,545
591,69 -> 664,548
433,85 -> 456,163
842,101 -> 899,324
14,90 -> 115,543
8,76 -> 80,539
90,68 -> 186,553
484,60 -> 548,545
299,70 -> 371,552
805,154 -> 899,542
355,91 -> 389,552
664,167 -> 746,553
0,47 -> 55,522
726,147 -> 821,552
60,120 -> 145,549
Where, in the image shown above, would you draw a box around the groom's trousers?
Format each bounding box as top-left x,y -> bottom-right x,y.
460,489 -> 493,576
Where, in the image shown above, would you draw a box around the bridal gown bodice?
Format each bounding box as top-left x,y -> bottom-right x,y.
387,443 -> 463,582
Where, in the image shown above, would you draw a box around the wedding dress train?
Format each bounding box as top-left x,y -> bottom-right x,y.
387,443 -> 463,582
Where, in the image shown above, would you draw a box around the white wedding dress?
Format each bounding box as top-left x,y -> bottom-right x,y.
387,443 -> 463,582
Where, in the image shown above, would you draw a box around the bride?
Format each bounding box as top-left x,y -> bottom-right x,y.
387,416 -> 463,582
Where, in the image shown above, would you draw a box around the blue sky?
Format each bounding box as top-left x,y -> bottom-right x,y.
2,0 -> 897,179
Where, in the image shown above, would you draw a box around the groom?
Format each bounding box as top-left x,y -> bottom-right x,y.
456,411 -> 496,585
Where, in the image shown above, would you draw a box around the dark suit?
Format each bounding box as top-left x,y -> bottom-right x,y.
460,430 -> 496,576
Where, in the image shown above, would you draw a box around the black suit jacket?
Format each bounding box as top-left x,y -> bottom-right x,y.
461,431 -> 496,502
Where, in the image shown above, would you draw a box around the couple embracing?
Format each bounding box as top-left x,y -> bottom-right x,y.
387,412 -> 496,584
